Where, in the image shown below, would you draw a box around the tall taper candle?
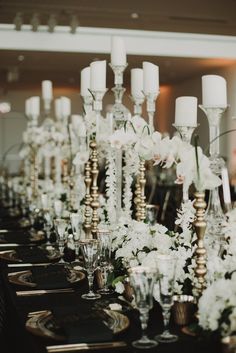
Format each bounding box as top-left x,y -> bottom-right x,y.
81,67 -> 91,97
143,62 -> 159,95
90,61 -> 106,91
42,80 -> 53,100
111,36 -> 126,66
131,68 -> 144,99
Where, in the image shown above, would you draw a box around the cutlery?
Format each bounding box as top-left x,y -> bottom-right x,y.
16,288 -> 74,296
0,243 -> 36,248
46,341 -> 127,352
27,310 -> 49,317
8,263 -> 52,268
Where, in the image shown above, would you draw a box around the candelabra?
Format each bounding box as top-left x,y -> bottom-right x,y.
193,191 -> 207,298
109,63 -> 131,222
83,95 -> 93,114
173,123 -> 198,203
199,105 -> 227,246
145,92 -> 159,132
109,63 -> 130,129
88,89 -> 107,236
135,174 -> 141,221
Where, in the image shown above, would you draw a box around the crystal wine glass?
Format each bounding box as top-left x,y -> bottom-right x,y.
43,210 -> 53,246
97,229 -> 114,295
70,213 -> 81,262
54,200 -> 63,218
54,218 -> 68,263
146,204 -> 159,225
80,239 -> 101,300
155,254 -> 178,343
129,266 -> 158,349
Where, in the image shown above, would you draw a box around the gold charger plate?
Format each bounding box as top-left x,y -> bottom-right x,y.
8,268 -> 85,288
0,247 -> 60,263
26,309 -> 130,341
0,230 -> 45,244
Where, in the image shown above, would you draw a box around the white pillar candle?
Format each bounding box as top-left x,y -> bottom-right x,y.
60,97 -> 71,117
175,96 -> 198,127
42,80 -> 53,100
221,167 -> 231,204
90,60 -> 106,91
202,75 -> 227,108
30,96 -> 40,116
131,68 -> 144,99
25,98 -> 31,116
55,98 -> 62,120
111,36 -> 126,66
143,62 -> 159,95
81,67 -> 91,97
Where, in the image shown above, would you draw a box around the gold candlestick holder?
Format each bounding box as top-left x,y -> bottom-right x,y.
84,160 -> 92,238
90,140 -> 100,238
139,160 -> 146,222
193,191 -> 207,298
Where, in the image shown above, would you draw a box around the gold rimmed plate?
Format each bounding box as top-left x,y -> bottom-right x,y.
0,230 -> 45,244
8,268 -> 85,288
26,309 -> 130,341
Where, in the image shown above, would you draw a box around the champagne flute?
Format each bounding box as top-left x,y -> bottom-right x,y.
54,218 -> 68,263
97,229 -> 114,295
155,254 -> 178,343
43,210 -> 53,246
146,204 -> 159,225
70,213 -> 81,262
80,239 -> 101,300
129,266 -> 158,349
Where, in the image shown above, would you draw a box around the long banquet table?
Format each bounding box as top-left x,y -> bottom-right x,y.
0,205 -> 222,353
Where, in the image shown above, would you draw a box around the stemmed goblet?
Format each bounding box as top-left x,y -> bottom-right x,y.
80,239 -> 101,300
43,210 -> 53,246
128,266 -> 158,349
70,213 -> 81,262
97,229 -> 114,295
155,254 -> 178,343
54,218 -> 68,263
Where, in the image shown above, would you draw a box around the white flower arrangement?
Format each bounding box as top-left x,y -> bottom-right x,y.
111,219 -> 196,296
198,272 -> 236,336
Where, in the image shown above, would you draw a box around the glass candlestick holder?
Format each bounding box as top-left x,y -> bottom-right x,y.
82,95 -> 93,114
173,123 -> 198,203
43,98 -> 52,118
172,124 -> 198,144
199,105 -> 228,247
132,95 -> 145,117
91,89 -> 108,138
109,63 -> 131,129
145,92 -> 159,132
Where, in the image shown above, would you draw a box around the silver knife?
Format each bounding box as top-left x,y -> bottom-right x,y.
16,288 -> 74,296
8,263 -> 52,268
47,341 -> 127,352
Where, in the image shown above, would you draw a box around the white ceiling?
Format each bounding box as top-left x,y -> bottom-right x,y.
0,0 -> 236,89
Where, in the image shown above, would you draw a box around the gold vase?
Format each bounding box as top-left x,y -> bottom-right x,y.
172,295 -> 196,326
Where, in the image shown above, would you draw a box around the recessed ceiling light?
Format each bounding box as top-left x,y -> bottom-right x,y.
18,55 -> 25,62
131,12 -> 139,19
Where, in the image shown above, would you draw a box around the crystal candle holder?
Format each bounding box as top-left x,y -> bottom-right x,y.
109,63 -> 131,130
145,92 -> 159,132
173,123 -> 198,203
172,124 -> 198,144
132,95 -> 145,117
199,104 -> 228,247
91,89 -> 108,138
82,95 -> 93,114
